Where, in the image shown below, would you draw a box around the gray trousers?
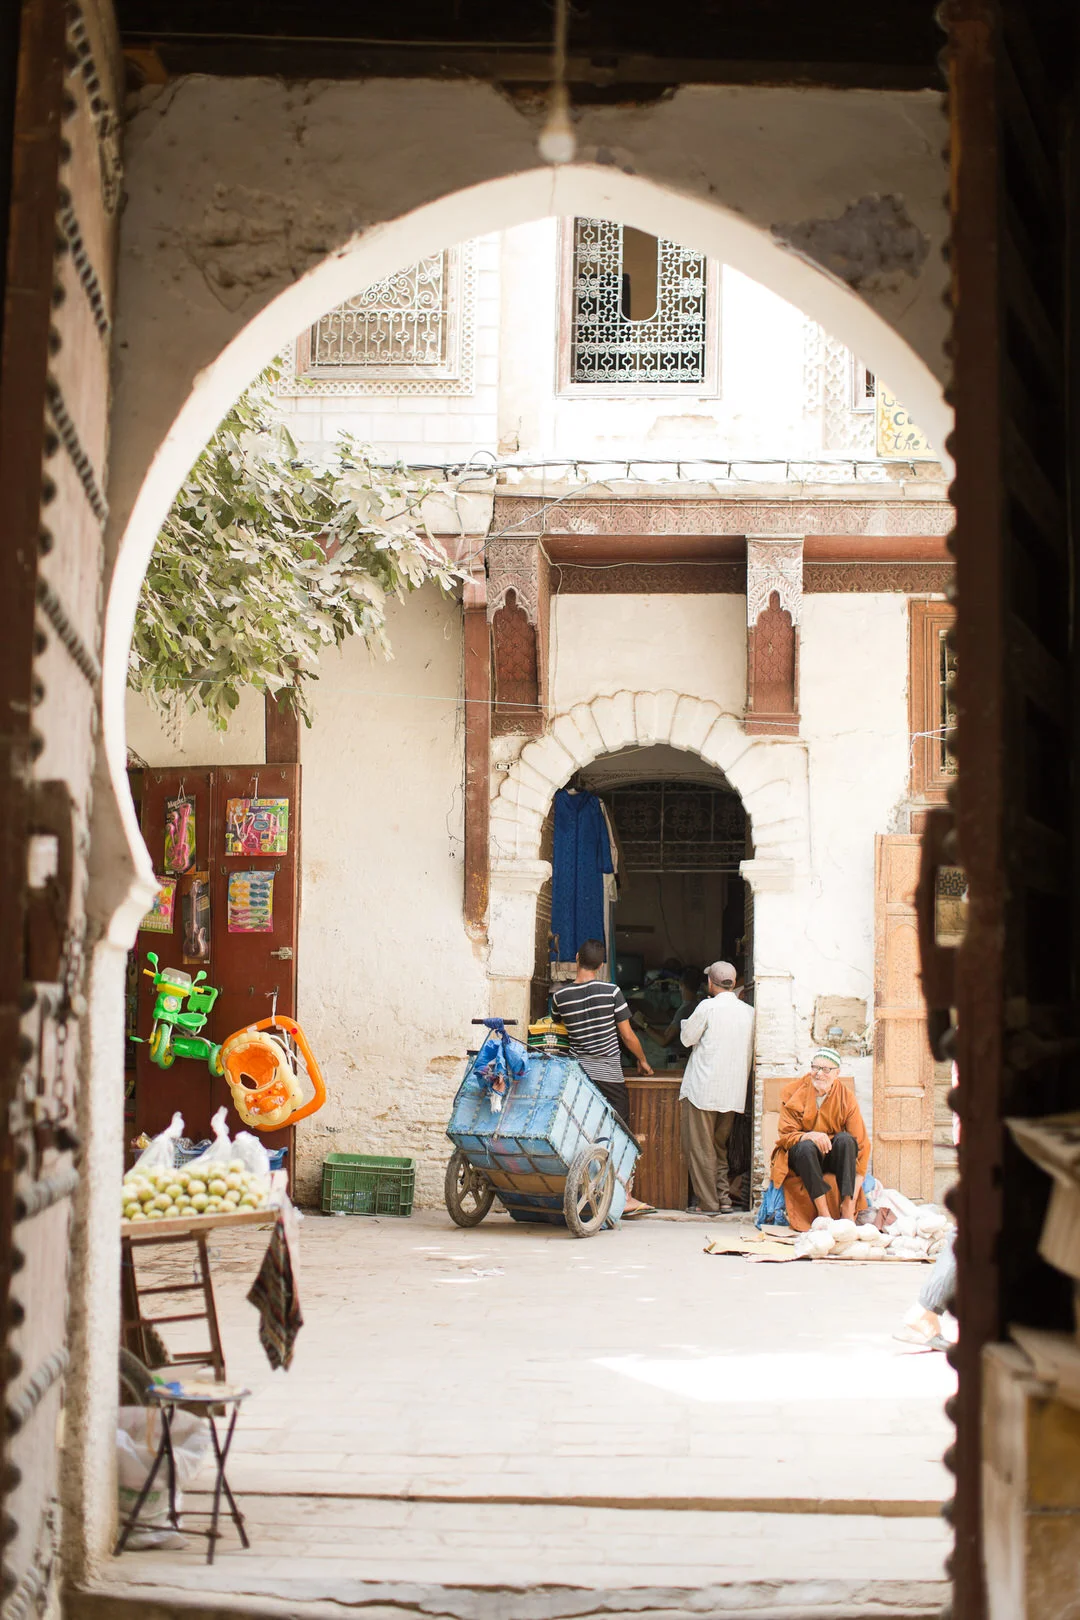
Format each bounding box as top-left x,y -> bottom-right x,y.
919,1232 -> 957,1315
681,1099 -> 737,1210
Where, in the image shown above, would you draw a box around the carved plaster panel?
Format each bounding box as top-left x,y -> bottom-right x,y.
492,496 -> 953,538
486,537 -> 541,623
746,537 -> 804,626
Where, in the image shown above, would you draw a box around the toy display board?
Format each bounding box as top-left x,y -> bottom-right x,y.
133,765 -> 300,1172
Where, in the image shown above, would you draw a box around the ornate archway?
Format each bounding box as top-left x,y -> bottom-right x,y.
484,690 -> 813,1184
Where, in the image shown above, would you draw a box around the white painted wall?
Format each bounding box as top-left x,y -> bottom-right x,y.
292,586 -> 488,1206
550,594 -> 746,710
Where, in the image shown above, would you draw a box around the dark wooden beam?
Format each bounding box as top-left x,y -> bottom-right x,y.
264,689 -> 301,763
115,0 -> 943,90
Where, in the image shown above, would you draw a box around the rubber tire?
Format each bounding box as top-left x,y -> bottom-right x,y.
119,1347 -> 154,1407
444,1149 -> 495,1228
150,1025 -> 174,1069
563,1144 -> 615,1238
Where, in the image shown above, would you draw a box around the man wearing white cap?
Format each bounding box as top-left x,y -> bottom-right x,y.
678,961 -> 755,1214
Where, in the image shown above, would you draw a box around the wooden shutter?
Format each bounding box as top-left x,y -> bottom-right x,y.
873,835 -> 934,1199
0,1 -> 119,1610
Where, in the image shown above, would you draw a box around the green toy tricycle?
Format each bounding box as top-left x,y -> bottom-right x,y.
141,952 -> 224,1074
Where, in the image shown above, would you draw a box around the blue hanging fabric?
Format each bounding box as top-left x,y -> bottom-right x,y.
472,1017 -> 528,1112
550,790 -> 613,964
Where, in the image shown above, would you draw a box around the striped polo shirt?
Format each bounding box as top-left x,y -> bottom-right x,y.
551,979 -> 630,1062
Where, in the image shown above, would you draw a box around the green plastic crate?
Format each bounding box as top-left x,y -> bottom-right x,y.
321,1153 -> 416,1217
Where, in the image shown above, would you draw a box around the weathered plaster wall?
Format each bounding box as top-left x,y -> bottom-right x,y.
550,594 -> 746,710
291,586 -> 487,1207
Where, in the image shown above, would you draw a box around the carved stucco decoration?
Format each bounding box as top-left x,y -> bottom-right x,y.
746,537 -> 804,627
492,497 -> 953,538
486,537 -> 541,623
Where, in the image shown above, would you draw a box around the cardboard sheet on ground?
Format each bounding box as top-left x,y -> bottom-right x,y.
703,1228 -> 933,1263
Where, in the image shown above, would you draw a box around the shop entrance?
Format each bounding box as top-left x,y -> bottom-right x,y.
533,745 -> 753,1211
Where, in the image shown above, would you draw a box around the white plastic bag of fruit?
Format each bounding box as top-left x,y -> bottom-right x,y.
121,1107 -> 273,1223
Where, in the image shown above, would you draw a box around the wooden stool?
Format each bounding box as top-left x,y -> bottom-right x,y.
115,1384 -> 251,1564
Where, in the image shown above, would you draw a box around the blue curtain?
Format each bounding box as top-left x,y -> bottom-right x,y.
550,790 -> 613,964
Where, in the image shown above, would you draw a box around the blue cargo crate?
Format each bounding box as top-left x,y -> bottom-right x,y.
445,1051 -> 638,1235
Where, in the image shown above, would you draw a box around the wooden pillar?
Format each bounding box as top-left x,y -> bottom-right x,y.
745,535 -> 802,737
463,575 -> 490,936
264,688 -> 301,763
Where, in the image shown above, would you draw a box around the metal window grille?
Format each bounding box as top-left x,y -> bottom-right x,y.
607,782 -> 746,872
570,219 -> 709,386
311,252 -> 449,371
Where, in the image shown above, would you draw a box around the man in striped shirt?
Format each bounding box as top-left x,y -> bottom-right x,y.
551,939 -> 654,1217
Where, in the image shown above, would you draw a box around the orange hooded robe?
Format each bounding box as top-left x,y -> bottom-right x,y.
769,1074 -> 871,1232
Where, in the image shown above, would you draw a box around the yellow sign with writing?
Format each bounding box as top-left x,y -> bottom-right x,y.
876,384 -> 935,459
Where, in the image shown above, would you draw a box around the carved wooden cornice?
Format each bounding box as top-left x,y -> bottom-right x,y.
492,495 -> 953,538
803,562 -> 953,593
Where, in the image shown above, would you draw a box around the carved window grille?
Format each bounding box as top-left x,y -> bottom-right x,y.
607,782 -> 746,872
559,219 -> 719,393
282,242 -> 476,396
910,600 -> 957,801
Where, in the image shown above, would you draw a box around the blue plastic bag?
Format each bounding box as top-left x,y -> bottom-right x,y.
754,1182 -> 789,1228
471,1018 -> 527,1111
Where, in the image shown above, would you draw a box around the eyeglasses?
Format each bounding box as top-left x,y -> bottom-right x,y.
809,1065 -> 836,1075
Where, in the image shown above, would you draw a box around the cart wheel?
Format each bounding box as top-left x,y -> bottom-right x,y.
564,1144 -> 615,1237
444,1150 -> 495,1227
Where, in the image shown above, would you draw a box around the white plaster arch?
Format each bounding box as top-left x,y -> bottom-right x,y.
491,688 -> 808,867
100,158 -> 948,940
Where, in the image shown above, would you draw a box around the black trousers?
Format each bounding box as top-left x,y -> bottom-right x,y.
788,1131 -> 858,1203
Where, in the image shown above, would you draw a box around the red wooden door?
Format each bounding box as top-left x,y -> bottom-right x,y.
135,765 -> 301,1167
208,763 -> 300,1159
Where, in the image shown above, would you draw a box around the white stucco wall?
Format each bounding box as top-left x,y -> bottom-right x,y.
292,586 -> 488,1206
550,594 -> 746,710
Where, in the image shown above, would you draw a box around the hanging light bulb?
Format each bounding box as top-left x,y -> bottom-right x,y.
538,0 -> 576,165
539,83 -> 576,165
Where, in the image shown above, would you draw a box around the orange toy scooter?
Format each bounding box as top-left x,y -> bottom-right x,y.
219,1015 -> 327,1131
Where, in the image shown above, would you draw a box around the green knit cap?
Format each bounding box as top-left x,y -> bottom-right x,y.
811,1048 -> 842,1068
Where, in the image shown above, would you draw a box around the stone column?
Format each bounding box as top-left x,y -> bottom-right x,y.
463,572 -> 490,937
745,534 -> 803,737
486,857 -> 552,1029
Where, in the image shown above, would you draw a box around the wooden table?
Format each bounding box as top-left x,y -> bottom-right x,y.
625,1074 -> 688,1210
120,1201 -> 282,1381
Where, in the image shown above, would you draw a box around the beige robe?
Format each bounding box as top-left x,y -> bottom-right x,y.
769,1074 -> 871,1232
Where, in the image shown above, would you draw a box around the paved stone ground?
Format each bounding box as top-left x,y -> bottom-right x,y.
99,1211 -> 954,1615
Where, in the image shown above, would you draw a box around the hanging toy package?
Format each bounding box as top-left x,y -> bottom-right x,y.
471,1018 -> 527,1114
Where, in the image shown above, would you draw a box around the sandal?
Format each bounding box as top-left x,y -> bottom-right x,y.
622,1201 -> 656,1219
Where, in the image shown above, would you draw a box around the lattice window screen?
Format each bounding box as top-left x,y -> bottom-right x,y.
569,219 -> 709,386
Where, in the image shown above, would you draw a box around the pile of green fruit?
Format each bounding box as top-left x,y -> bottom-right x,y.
121,1159 -> 271,1222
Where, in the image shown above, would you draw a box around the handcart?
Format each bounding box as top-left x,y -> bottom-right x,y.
443,1020 -> 639,1237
